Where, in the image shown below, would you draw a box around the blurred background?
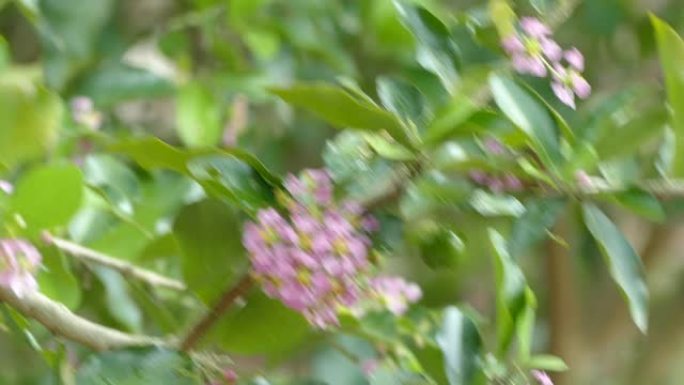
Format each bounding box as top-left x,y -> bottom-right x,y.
0,0 -> 683,384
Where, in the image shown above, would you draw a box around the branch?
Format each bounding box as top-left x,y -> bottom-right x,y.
180,274 -> 254,351
45,234 -> 187,292
0,286 -> 169,351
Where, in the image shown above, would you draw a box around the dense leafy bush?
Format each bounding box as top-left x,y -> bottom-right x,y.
0,0 -> 684,384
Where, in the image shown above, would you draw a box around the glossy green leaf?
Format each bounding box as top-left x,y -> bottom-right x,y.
37,247 -> 81,310
187,155 -> 274,213
517,288 -> 537,361
376,76 -> 427,126
173,199 -> 246,304
271,83 -> 418,150
417,226 -> 465,269
436,306 -> 484,385
75,62 -> 174,106
214,292 -> 311,355
11,163 -> 84,229
93,267 -> 143,332
581,203 -> 648,332
489,74 -> 561,167
0,83 -> 62,169
176,82 -> 223,148
489,229 -> 527,353
526,354 -> 568,372
394,1 -> 459,91
651,15 -> 684,177
470,190 -> 525,217
109,137 -> 280,186
76,347 -> 197,385
423,69 -> 491,145
363,133 -> 416,161
40,0 -> 116,90
610,188 -> 665,222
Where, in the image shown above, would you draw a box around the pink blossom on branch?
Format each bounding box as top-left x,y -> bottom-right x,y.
243,169 -> 422,329
501,17 -> 591,109
531,370 -> 554,385
0,239 -> 42,298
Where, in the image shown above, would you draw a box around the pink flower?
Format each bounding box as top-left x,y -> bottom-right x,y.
551,65 -> 591,109
369,276 -> 422,315
520,17 -> 552,37
0,180 -> 13,195
0,239 -> 42,298
564,47 -> 585,71
531,370 -> 554,385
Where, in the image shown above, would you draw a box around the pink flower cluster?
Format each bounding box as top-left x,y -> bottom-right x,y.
243,169 -> 421,328
0,239 -> 42,298
502,17 -> 591,109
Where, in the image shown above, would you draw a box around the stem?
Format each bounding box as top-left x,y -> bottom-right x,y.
45,234 -> 187,292
546,212 -> 580,385
180,275 -> 254,352
0,286 -> 169,351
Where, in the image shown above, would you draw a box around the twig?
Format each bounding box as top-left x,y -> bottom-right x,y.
0,286 -> 169,351
44,234 -> 187,292
180,274 -> 254,352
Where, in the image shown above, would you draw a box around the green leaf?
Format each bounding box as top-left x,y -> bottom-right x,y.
75,62 -> 174,106
423,69 -> 491,145
508,198 -> 565,259
594,107 -> 667,160
581,203 -> 649,332
394,1 -> 459,92
517,288 -> 537,361
363,133 -> 416,161
416,226 -> 465,269
0,83 -> 62,169
93,267 -> 142,332
0,36 -> 9,71
376,76 -> 427,126
526,354 -> 569,372
39,0 -> 116,90
412,344 -> 449,385
37,247 -> 81,310
187,155 -> 274,213
173,199 -> 246,304
76,347 -> 197,385
489,229 -> 527,353
270,82 -> 418,150
11,163 -> 84,229
470,190 -> 525,217
609,188 -> 665,222
214,292 -> 311,355
110,137 -> 280,187
176,82 -> 223,148
489,74 -> 561,167
651,15 -> 684,177
436,306 -> 484,385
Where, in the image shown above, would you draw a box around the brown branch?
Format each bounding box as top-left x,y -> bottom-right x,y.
546,212 -> 581,385
180,274 -> 254,351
